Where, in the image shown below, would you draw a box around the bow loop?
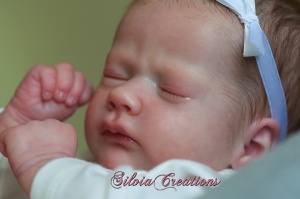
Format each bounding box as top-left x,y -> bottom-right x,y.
217,0 -> 264,56
243,19 -> 265,57
239,14 -> 259,24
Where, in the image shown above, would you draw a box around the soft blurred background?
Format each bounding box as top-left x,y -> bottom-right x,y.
0,1 -> 131,154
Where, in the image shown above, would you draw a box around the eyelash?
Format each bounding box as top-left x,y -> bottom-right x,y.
101,73 -> 127,88
104,76 -> 121,81
159,88 -> 187,100
103,73 -> 127,81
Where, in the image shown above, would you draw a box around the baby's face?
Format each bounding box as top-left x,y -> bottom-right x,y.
85,3 -> 241,171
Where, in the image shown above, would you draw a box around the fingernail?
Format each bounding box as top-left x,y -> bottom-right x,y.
56,90 -> 66,101
43,92 -> 52,100
67,96 -> 76,106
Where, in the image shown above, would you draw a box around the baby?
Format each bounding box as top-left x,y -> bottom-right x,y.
0,0 -> 299,198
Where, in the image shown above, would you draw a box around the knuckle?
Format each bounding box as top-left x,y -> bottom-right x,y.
29,64 -> 48,76
75,71 -> 85,80
56,62 -> 74,71
33,64 -> 48,71
43,68 -> 56,79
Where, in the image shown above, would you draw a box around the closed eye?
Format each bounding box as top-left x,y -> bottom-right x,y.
159,88 -> 189,101
101,71 -> 127,88
102,68 -> 128,81
103,74 -> 125,80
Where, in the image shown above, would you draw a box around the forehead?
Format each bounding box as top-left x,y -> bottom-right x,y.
130,0 -> 235,19
113,1 -> 242,77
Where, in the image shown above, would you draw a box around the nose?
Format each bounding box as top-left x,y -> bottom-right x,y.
106,81 -> 142,115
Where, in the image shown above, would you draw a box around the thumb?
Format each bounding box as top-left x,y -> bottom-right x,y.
0,130 -> 8,157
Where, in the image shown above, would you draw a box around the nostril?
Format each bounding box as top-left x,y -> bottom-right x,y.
107,101 -> 132,113
124,105 -> 131,112
108,101 -> 116,110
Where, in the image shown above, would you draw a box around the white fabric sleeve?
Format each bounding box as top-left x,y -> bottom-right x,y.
31,158 -> 233,199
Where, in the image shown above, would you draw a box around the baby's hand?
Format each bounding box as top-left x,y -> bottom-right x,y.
0,119 -> 77,195
0,63 -> 93,131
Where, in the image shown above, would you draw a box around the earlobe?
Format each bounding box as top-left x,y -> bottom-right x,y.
230,118 -> 280,170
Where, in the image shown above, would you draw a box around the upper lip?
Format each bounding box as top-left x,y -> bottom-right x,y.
101,121 -> 137,144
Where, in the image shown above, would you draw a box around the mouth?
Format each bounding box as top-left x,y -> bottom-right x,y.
102,130 -> 135,143
101,123 -> 137,146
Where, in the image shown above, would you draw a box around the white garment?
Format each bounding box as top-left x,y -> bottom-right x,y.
31,158 -> 233,199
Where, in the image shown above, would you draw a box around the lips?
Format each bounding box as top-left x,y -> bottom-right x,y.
101,122 -> 137,145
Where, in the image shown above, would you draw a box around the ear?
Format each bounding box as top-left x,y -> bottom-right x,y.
230,118 -> 280,169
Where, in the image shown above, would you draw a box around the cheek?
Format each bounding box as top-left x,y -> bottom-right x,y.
139,107 -> 198,161
85,89 -> 108,133
148,103 -> 233,169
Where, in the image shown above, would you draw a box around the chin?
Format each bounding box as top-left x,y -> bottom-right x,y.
95,155 -> 132,170
96,157 -> 152,171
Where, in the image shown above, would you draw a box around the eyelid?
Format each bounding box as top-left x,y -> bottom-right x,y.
159,87 -> 190,101
103,69 -> 127,80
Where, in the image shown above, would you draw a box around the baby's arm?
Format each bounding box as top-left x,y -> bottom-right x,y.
0,63 -> 93,133
0,119 -> 77,195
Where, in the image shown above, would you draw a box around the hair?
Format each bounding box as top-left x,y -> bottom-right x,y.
227,0 -> 300,135
256,0 -> 300,134
128,0 -> 300,136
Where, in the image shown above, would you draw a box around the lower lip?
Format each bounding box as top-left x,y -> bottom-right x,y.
102,130 -> 136,146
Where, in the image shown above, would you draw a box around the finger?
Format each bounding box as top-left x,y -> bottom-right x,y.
53,63 -> 75,103
65,71 -> 85,107
0,143 -> 7,157
78,82 -> 94,106
0,130 -> 8,157
39,66 -> 57,101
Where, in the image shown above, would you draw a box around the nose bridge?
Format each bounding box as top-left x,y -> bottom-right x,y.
107,77 -> 145,115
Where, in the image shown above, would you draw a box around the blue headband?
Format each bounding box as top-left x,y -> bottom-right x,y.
216,0 -> 288,142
